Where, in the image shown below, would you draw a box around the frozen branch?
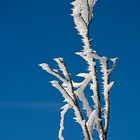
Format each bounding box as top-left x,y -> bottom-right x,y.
100,57 -> 117,136
74,73 -> 92,117
87,110 -> 96,140
39,63 -> 65,82
59,104 -> 71,140
39,0 -> 117,140
40,60 -> 92,140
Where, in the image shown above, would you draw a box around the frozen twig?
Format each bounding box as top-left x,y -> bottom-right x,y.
39,0 -> 117,140
39,63 -> 65,82
100,57 -> 117,137
59,104 -> 71,140
72,0 -> 105,138
74,73 -> 92,117
87,110 -> 96,140
40,60 -> 92,140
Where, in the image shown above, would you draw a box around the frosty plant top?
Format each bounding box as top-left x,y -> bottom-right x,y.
39,0 -> 117,140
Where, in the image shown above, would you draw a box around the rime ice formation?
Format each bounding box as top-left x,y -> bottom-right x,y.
39,0 -> 117,140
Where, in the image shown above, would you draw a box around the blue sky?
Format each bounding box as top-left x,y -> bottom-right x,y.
0,0 -> 140,140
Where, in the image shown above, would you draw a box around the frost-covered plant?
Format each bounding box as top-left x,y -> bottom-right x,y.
39,0 -> 117,140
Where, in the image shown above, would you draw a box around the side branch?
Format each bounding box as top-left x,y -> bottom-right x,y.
40,59 -> 92,140
100,57 -> 117,138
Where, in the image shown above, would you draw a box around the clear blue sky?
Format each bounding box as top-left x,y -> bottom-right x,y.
0,0 -> 140,140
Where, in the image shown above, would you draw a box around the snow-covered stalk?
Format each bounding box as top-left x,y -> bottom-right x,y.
100,57 -> 117,138
39,0 -> 117,140
59,104 -> 71,140
74,73 -> 92,117
40,60 -> 92,140
72,0 -> 105,139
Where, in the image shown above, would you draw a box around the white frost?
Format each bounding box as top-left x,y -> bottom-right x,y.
59,104 -> 71,140
39,0 -> 117,139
